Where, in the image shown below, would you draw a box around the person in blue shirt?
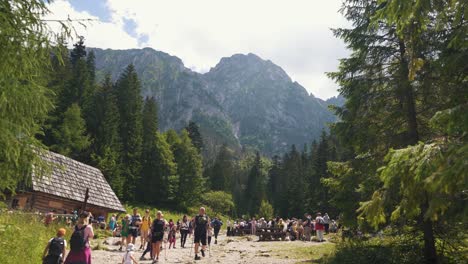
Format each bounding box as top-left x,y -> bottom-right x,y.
211,217 -> 223,244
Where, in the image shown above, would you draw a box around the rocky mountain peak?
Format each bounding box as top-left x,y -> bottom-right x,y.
207,53 -> 291,83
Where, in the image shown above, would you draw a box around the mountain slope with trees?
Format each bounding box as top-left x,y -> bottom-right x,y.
90,48 -> 337,155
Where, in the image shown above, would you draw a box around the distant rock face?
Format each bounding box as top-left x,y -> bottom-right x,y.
91,47 -> 337,155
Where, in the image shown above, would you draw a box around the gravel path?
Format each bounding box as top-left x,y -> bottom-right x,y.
92,233 -> 327,263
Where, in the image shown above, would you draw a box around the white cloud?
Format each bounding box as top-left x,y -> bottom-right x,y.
45,0 -> 138,49
46,0 -> 349,99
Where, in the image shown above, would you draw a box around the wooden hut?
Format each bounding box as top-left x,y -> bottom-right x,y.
8,150 -> 125,218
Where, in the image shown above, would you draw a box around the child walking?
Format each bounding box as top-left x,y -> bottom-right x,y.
43,228 -> 67,264
207,225 -> 213,246
140,233 -> 153,260
168,224 -> 177,249
122,243 -> 138,264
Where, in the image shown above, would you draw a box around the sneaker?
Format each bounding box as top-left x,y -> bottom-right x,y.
140,256 -> 145,260
201,249 -> 205,257
195,255 -> 201,260
118,246 -> 122,251
215,240 -> 217,244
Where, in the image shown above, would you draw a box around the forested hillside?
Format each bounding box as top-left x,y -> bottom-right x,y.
90,48 -> 337,156
0,1 -> 466,263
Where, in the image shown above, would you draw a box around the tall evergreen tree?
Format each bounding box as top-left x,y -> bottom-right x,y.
208,144 -> 234,192
185,121 -> 204,153
52,104 -> 91,159
116,64 -> 143,201
139,97 -> 159,203
245,152 -> 265,216
89,75 -> 123,197
174,130 -> 204,209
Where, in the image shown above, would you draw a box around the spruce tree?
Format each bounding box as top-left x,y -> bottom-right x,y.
140,97 -> 159,203
208,144 -> 234,192
174,130 -> 204,209
185,121 -> 204,153
245,152 -> 265,216
52,104 -> 91,159
116,64 -> 143,201
89,75 -> 123,197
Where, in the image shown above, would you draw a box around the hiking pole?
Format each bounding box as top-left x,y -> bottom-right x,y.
189,233 -> 194,257
164,231 -> 168,261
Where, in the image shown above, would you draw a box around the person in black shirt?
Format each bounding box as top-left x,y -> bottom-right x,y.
151,211 -> 165,263
192,207 -> 209,260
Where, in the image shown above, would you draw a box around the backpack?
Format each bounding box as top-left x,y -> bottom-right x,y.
48,237 -> 64,256
70,225 -> 87,252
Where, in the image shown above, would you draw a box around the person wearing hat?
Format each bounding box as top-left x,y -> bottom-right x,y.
42,228 -> 67,264
122,243 -> 138,264
64,211 -> 94,264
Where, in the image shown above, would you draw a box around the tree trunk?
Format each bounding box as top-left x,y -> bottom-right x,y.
400,40 -> 437,263
398,40 -> 419,145
422,217 -> 438,264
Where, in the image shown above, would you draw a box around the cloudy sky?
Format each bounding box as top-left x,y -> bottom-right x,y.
46,0 -> 349,99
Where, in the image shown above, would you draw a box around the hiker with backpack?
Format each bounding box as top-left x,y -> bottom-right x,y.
150,211 -> 165,263
42,228 -> 67,264
315,212 -> 325,242
211,217 -> 223,244
129,208 -> 142,246
192,207 -> 210,261
119,214 -> 131,251
64,211 -> 94,264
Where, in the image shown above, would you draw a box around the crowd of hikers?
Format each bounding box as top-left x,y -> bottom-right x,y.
226,212 -> 338,242
42,207 -> 336,264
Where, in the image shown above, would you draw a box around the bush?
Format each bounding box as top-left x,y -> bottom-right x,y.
257,200 -> 273,219
323,236 -> 425,264
0,212 -> 72,264
200,191 -> 235,215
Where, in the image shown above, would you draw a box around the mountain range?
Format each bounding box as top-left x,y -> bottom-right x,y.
91,47 -> 341,155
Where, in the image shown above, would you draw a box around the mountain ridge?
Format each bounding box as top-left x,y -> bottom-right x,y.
90,47 -> 340,155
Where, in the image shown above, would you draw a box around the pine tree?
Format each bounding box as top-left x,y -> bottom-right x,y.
185,121 -> 204,153
116,64 -> 143,201
208,144 -> 234,192
89,75 -> 123,197
145,132 -> 177,205
173,130 -> 204,209
70,36 -> 86,66
0,0 -> 64,193
52,104 -> 91,159
139,97 -> 159,203
245,152 -> 265,216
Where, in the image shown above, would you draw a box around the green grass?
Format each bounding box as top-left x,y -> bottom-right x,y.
0,212 -> 72,264
273,242 -> 336,262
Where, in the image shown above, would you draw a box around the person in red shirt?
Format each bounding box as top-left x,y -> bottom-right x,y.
315,212 -> 325,242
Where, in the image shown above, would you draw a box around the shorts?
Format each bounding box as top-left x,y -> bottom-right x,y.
194,230 -> 207,245
151,232 -> 164,243
129,227 -> 138,237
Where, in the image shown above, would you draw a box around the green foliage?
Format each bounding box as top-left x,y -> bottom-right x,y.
324,236 -> 425,264
0,0 -> 63,194
168,130 -> 205,209
51,104 -> 91,159
201,191 -> 235,215
0,212 -> 72,264
116,64 -> 143,201
257,200 -> 274,220
185,121 -> 204,153
141,131 -> 178,206
208,144 -> 234,192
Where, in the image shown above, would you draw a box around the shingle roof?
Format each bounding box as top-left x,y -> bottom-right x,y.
31,150 -> 125,212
